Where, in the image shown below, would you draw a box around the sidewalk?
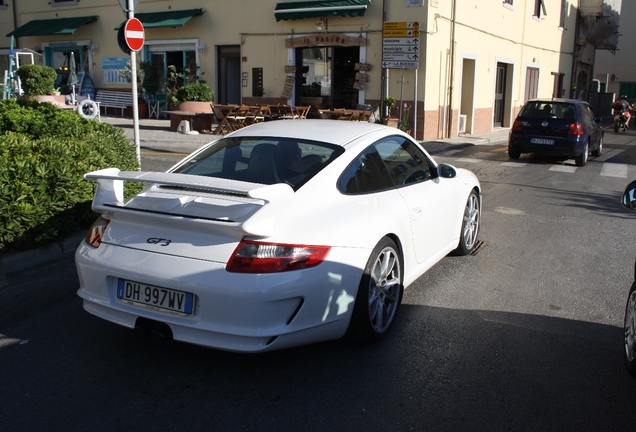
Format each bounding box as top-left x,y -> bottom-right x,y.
100,115 -> 511,154
1,117 -> 510,281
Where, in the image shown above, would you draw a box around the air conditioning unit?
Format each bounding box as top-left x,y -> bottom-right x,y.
458,114 -> 467,134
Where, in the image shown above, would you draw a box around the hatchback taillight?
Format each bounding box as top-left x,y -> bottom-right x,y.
85,217 -> 110,248
512,119 -> 522,131
226,240 -> 331,273
568,123 -> 585,136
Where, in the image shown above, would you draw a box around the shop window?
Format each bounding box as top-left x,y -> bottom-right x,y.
0,0 -> 6,9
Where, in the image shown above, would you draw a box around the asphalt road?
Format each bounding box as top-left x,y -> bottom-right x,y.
2,129 -> 636,431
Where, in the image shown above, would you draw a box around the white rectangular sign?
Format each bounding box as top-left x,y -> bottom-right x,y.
382,60 -> 419,69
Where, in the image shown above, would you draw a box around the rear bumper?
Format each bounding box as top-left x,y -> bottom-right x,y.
75,240 -> 369,352
509,133 -> 586,156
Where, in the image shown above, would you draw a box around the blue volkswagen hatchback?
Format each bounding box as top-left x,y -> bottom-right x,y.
508,98 -> 604,166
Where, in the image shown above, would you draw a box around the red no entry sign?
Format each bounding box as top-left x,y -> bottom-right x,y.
124,18 -> 144,52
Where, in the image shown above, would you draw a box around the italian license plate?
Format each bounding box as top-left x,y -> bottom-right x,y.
117,279 -> 194,315
530,137 -> 555,145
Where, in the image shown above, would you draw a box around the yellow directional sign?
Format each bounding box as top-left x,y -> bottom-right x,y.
383,21 -> 420,30
383,29 -> 420,37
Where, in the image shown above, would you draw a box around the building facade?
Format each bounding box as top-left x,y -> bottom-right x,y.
594,0 -> 630,100
0,0 -> 618,140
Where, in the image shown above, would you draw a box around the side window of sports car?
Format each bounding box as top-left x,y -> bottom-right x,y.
337,145 -> 394,194
375,137 -> 435,186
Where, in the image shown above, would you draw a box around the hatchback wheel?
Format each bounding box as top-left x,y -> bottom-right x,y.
625,282 -> 636,376
508,143 -> 521,160
591,134 -> 603,157
348,237 -> 403,342
575,142 -> 588,167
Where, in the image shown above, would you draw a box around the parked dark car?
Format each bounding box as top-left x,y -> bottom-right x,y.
508,98 -> 604,167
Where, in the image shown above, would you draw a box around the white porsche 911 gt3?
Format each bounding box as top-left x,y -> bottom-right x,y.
75,120 -> 481,352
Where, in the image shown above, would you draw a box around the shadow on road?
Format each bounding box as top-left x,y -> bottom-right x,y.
2,285 -> 635,431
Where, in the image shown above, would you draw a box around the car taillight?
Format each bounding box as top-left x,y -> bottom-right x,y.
512,119 -> 522,131
568,123 -> 584,136
226,240 -> 331,273
85,217 -> 110,248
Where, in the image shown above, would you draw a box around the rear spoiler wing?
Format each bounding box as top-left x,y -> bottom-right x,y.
84,168 -> 294,213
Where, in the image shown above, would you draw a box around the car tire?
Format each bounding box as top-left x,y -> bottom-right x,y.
508,143 -> 521,160
453,190 -> 481,256
348,237 -> 403,342
624,282 -> 636,376
575,142 -> 588,167
591,134 -> 603,157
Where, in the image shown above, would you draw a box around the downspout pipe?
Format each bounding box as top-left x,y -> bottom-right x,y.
446,0 -> 457,138
12,0 -> 19,48
382,0 -> 389,117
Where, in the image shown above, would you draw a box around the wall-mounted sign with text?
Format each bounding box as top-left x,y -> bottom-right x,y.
382,21 -> 420,70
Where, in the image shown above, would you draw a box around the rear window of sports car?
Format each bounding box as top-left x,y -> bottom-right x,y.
171,136 -> 344,190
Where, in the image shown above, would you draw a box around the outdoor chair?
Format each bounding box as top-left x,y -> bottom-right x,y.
212,105 -> 234,135
294,105 -> 311,119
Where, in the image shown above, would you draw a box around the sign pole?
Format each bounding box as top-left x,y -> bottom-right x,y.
414,69 -> 418,140
127,0 -> 141,166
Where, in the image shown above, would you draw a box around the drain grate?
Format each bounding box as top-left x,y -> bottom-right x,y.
470,240 -> 488,256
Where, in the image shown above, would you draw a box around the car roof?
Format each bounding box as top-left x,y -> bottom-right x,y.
227,119 -> 393,146
526,98 -> 588,105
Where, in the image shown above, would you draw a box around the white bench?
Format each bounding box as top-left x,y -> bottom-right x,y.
95,90 -> 134,116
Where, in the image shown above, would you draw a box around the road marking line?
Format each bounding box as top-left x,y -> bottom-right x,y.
455,158 -> 480,163
500,162 -> 526,167
594,148 -> 624,162
549,165 -> 577,173
600,163 -> 628,178
492,147 -> 509,153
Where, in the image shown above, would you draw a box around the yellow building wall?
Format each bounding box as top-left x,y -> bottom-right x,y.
0,0 -> 579,140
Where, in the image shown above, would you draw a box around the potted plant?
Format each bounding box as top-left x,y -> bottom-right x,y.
398,119 -> 412,135
382,96 -> 398,127
15,64 -> 63,104
168,82 -> 214,112
399,103 -> 413,135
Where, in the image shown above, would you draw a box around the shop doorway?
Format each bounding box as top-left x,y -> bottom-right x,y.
217,45 -> 241,104
493,62 -> 507,127
295,46 -> 359,109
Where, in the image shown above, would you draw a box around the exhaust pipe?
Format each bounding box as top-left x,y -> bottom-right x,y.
134,318 -> 173,343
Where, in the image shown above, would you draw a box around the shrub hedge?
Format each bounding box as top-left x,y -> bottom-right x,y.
0,98 -> 141,253
15,64 -> 57,96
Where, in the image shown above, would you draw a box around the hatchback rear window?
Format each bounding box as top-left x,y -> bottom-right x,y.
519,102 -> 577,121
171,136 -> 343,190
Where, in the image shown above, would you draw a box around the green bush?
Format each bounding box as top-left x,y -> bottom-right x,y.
0,99 -> 141,253
167,82 -> 214,105
15,64 -> 57,96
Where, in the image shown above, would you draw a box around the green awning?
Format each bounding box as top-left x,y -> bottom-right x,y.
7,16 -> 98,38
275,0 -> 370,21
115,8 -> 204,30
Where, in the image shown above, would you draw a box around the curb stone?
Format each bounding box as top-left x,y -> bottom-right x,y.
0,231 -> 85,277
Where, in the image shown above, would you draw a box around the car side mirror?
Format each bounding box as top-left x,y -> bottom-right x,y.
622,180 -> 636,211
438,163 -> 456,178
